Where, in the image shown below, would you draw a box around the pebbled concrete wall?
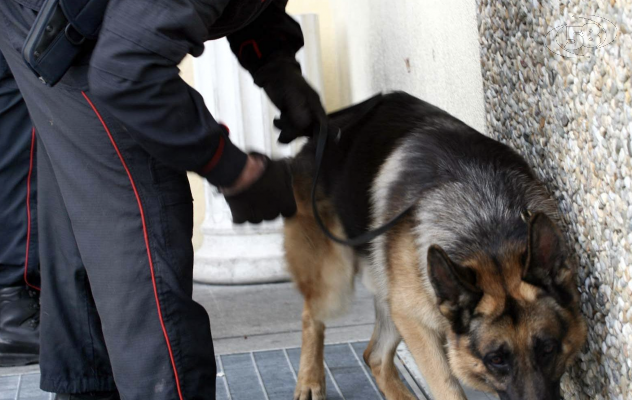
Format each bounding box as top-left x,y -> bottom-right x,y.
477,0 -> 631,398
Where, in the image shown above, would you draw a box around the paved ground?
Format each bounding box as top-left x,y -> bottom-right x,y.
0,281 -> 494,399
0,341 -> 428,400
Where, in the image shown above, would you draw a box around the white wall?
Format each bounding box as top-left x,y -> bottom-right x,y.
328,0 -> 486,132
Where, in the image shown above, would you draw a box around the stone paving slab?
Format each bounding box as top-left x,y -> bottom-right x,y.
0,374 -> 52,400
0,342 -> 427,400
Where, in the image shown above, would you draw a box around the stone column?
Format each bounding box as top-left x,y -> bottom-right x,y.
193,15 -> 323,284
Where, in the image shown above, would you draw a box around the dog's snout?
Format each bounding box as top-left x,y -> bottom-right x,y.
498,378 -> 562,400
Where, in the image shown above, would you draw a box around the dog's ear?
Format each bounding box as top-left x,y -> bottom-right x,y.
428,245 -> 482,334
523,213 -> 574,304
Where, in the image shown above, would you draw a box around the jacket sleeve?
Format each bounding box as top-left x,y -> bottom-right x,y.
88,0 -> 247,187
226,0 -> 304,78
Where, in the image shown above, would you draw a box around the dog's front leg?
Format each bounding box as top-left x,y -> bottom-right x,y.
364,300 -> 416,400
294,302 -> 326,400
393,314 -> 467,400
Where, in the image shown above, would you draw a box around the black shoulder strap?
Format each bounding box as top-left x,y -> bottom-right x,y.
60,0 -> 108,39
310,96 -> 416,247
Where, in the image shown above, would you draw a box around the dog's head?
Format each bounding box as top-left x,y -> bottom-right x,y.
427,212 -> 587,400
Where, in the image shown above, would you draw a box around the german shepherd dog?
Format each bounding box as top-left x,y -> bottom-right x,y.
283,92 -> 587,400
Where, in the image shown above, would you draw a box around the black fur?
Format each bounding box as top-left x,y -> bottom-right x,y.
296,92 -> 428,252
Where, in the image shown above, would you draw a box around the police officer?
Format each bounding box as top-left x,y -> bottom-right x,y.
0,50 -> 40,368
0,0 -> 324,399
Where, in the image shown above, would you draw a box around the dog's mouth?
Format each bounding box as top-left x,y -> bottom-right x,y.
496,380 -> 562,400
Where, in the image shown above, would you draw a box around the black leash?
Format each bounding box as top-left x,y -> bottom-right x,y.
310,96 -> 415,247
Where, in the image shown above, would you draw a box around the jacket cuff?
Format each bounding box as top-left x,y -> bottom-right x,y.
198,133 -> 248,188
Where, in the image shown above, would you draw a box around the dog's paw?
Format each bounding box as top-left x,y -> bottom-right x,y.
294,380 -> 326,400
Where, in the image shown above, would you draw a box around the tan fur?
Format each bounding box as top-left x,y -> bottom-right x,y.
284,173 -> 355,400
385,224 -> 466,400
447,334 -> 498,393
468,248 -> 540,319
364,329 -> 416,400
294,304 -> 326,400
396,319 -> 466,400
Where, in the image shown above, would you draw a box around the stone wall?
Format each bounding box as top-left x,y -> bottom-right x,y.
477,1 -> 632,398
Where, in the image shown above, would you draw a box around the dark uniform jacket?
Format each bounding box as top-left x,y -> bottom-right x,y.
89,0 -> 304,187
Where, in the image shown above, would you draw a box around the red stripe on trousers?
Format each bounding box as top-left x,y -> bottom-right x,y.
81,92 -> 184,400
24,127 -> 40,291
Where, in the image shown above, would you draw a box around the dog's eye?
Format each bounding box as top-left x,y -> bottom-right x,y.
490,355 -> 504,365
485,352 -> 506,367
542,340 -> 558,355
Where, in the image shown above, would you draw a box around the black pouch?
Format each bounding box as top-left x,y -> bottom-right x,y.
22,0 -> 107,86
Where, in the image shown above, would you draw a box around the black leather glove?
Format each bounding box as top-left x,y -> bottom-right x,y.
254,58 -> 326,144
224,153 -> 297,224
